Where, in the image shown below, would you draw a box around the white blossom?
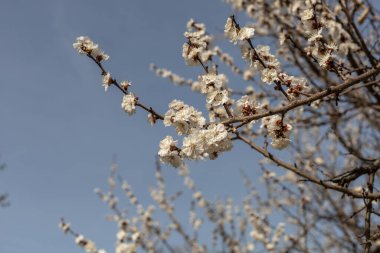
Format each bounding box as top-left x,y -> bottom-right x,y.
301,9 -> 314,21
58,221 -> 70,234
225,17 -> 255,43
116,243 -> 137,253
282,76 -> 309,99
147,113 -> 156,126
262,115 -> 292,150
253,45 -> 280,70
102,73 -> 113,91
158,136 -> 182,167
261,68 -> 278,84
237,27 -> 255,40
224,17 -> 239,44
73,36 -> 109,61
121,93 -> 137,116
198,72 -> 230,107
182,43 -> 202,66
163,100 -> 205,135
180,124 -> 232,160
236,95 -> 260,116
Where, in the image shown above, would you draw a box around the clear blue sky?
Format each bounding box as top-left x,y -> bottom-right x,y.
0,1 -> 268,252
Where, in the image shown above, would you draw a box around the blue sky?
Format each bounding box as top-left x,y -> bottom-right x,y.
0,1 -> 270,252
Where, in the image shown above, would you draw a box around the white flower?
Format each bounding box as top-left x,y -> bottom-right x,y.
307,28 -> 323,43
84,241 -> 97,253
250,230 -> 265,241
270,138 -> 291,150
131,232 -> 140,242
301,9 -> 314,21
158,136 -> 182,167
224,17 -> 239,44
116,230 -> 127,241
116,243 -> 137,253
120,80 -> 132,91
241,45 -> 255,66
225,17 -> 255,43
262,115 -> 292,150
208,105 -> 230,122
261,68 -> 278,84
163,100 -> 206,135
73,36 -> 96,55
121,93 -> 137,116
73,36 -> 109,61
180,124 -> 232,160
147,113 -> 156,126
198,72 -> 228,93
182,19 -> 212,66
285,76 -> 309,99
58,221 -> 70,234
206,89 -> 229,107
75,235 -> 86,246
198,72 -> 230,107
203,124 -> 232,159
102,73 -> 113,91
181,132 -> 206,160
90,46 -> 109,61
182,43 -> 202,66
236,95 -> 259,116
254,45 -> 280,70
237,27 -> 255,40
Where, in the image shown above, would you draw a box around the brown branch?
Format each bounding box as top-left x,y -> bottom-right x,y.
222,63 -> 380,125
235,133 -> 380,200
87,54 -> 164,120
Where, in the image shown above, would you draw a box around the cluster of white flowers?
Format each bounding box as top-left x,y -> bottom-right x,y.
121,93 -> 137,116
224,17 -> 255,44
277,73 -> 310,100
182,123 -> 232,160
74,234 -> 106,253
198,70 -> 231,109
73,36 -> 109,62
300,8 -> 337,69
115,221 -> 140,253
208,106 -> 231,123
182,19 -> 213,66
235,95 -> 261,116
158,136 -> 182,167
163,100 -> 206,135
241,44 -> 281,84
261,115 -> 292,149
158,123 -> 232,166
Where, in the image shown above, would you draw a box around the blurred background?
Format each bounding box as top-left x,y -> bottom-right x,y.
0,0 -> 268,252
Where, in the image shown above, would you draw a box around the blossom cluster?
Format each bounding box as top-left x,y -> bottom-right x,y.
261,115 -> 293,149
163,100 -> 205,135
198,70 -> 231,109
73,36 -> 109,62
224,17 -> 255,44
158,123 -> 232,167
182,19 -> 213,66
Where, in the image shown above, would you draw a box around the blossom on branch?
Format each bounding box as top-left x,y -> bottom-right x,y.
224,17 -> 255,44
73,36 -> 109,62
158,136 -> 182,168
163,100 -> 206,135
262,115 -> 292,150
121,93 -> 137,116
